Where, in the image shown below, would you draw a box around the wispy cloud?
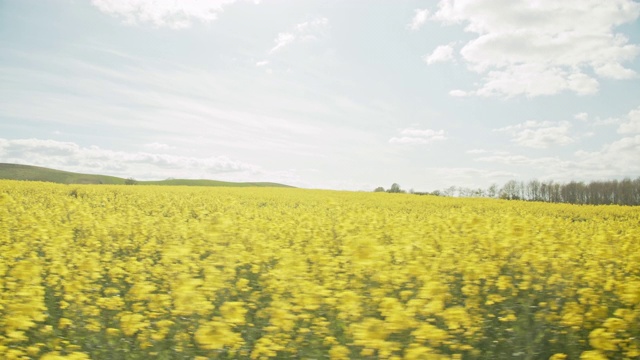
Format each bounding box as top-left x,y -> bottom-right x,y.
493,120 -> 574,148
407,9 -> 429,31
389,128 -> 446,144
295,17 -> 329,38
91,0 -> 243,29
144,142 -> 176,151
269,33 -> 296,54
429,0 -> 640,97
574,112 -> 589,122
0,50 -> 326,157
618,106 -> 640,134
0,138 -> 258,178
449,89 -> 467,97
424,44 -> 455,65
268,17 -> 329,54
472,134 -> 640,181
466,149 -> 509,155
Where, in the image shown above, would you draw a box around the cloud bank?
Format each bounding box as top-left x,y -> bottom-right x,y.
429,0 -> 640,97
268,17 -> 329,54
389,128 -> 447,144
494,120 -> 574,148
0,138 -> 259,180
91,0 -> 241,29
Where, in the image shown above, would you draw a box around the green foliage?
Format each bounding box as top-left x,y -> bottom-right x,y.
387,183 -> 405,193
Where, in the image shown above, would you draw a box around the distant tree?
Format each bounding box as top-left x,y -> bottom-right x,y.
487,183 -> 499,198
472,188 -> 485,197
125,177 -> 138,185
443,186 -> 457,197
441,176 -> 640,205
388,183 -> 404,193
500,180 -> 520,200
527,180 -> 541,201
374,186 -> 386,192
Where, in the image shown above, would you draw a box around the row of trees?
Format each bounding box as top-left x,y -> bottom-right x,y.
491,178 -> 640,205
375,177 -> 640,206
374,183 -> 405,193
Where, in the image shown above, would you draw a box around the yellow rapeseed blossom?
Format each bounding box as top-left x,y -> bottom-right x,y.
0,180 -> 638,359
194,320 -> 243,350
220,301 -> 248,325
549,353 -> 567,360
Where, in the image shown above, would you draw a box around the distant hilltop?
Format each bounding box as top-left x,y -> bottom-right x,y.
0,163 -> 294,188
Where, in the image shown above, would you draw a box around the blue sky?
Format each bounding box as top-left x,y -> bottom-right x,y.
1,0 -> 639,191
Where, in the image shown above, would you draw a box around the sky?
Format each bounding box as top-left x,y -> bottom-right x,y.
1,0 -> 640,192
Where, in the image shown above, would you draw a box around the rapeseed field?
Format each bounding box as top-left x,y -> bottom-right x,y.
1,180 -> 639,359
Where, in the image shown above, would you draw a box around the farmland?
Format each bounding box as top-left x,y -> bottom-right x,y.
1,180 -> 639,359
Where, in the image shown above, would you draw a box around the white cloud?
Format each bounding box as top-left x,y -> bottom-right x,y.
449,89 -> 468,97
594,117 -> 621,126
466,149 -> 487,154
475,153 -> 569,169
389,128 -> 446,144
269,32 -> 296,54
407,9 -> 429,31
269,17 -> 329,54
466,148 -> 509,155
593,62 -> 638,79
91,0 -> 239,29
255,60 -> 269,67
432,167 -> 517,179
574,112 -> 588,122
474,63 -> 599,98
618,106 -> 640,134
430,0 -> 640,97
424,44 -> 455,65
494,120 -> 574,148
472,134 -> 640,181
388,137 -> 427,144
144,142 -> 175,151
296,17 -> 329,34
574,135 -> 640,176
0,138 -> 260,179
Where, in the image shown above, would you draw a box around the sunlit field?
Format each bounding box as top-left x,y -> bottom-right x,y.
1,180 -> 639,360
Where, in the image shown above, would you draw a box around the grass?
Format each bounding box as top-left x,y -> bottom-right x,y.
0,163 -> 294,188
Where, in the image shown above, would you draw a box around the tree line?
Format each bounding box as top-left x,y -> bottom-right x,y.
374,177 -> 640,206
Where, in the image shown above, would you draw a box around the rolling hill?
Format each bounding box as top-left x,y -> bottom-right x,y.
0,163 -> 294,188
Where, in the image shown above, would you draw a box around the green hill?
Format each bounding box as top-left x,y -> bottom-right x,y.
0,163 -> 294,188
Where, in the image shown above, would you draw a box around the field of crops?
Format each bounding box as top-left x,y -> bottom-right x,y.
1,180 -> 639,359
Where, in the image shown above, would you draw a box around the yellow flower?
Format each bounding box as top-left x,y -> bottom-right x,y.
329,345 -> 350,360
498,313 -> 517,322
580,350 -> 609,360
220,301 -> 248,325
588,328 -> 619,351
411,323 -> 449,347
40,352 -> 90,360
119,313 -> 148,336
549,354 -> 567,360
58,317 -> 73,329
195,320 -> 243,350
